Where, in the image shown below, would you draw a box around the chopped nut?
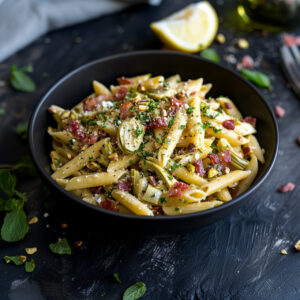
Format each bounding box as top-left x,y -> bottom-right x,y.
294,240 -> 300,251
80,145 -> 88,152
161,109 -> 167,117
19,256 -> 27,262
137,105 -> 149,112
87,161 -> 100,171
133,95 -> 141,103
208,168 -> 218,178
28,217 -> 38,225
25,247 -> 37,255
67,153 -> 73,160
216,33 -> 226,44
280,249 -> 288,255
74,240 -> 83,247
238,38 -> 249,49
61,110 -> 70,119
108,152 -> 119,161
60,223 -> 68,229
186,164 -> 195,173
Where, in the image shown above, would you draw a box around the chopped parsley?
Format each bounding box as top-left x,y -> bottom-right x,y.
135,127 -> 144,137
168,117 -> 175,128
186,107 -> 195,115
174,207 -> 179,211
160,197 -> 166,203
180,125 -> 185,130
149,99 -> 158,111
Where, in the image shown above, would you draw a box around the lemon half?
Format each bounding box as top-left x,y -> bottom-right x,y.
151,1 -> 218,53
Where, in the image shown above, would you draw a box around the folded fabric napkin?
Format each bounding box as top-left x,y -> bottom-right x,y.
0,0 -> 161,62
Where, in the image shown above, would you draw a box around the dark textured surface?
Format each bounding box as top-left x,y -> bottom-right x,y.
0,1 -> 300,299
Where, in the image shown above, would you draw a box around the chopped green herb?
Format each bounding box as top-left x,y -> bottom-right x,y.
4,255 -> 26,265
10,65 -> 36,92
160,197 -> 166,203
200,48 -> 220,63
135,127 -> 143,138
16,121 -> 29,140
25,258 -> 35,272
213,128 -> 222,133
168,118 -> 175,128
49,237 -> 71,255
100,292 -> 106,297
113,273 -> 122,283
149,99 -> 158,111
163,81 -> 170,88
240,69 -> 271,89
129,160 -> 134,165
186,107 -> 195,115
12,156 -> 38,177
174,207 -> 179,211
123,282 -> 146,300
180,125 -> 185,130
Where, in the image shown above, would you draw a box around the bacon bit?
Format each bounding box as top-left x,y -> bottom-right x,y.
277,182 -> 295,193
190,91 -> 196,96
222,120 -> 235,130
83,134 -> 97,145
176,91 -> 186,101
117,178 -> 132,192
146,117 -> 168,130
243,116 -> 256,127
167,106 -> 178,117
187,143 -> 196,153
98,130 -> 107,140
99,199 -> 119,212
208,153 -> 220,165
117,77 -> 134,85
153,206 -> 164,216
275,105 -> 285,118
114,86 -> 128,101
243,147 -> 251,155
67,119 -> 86,142
283,34 -> 300,47
90,186 -> 103,194
241,55 -> 254,69
168,182 -> 189,198
149,176 -> 157,186
194,160 -> 206,177
83,97 -> 97,111
225,102 -> 232,109
120,102 -> 134,120
171,96 -> 185,107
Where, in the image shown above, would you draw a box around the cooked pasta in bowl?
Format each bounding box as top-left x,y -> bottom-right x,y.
29,51 -> 278,233
47,73 -> 265,216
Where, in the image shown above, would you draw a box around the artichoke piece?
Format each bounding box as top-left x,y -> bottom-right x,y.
142,184 -> 162,205
139,158 -> 176,188
117,118 -> 145,154
217,138 -> 249,170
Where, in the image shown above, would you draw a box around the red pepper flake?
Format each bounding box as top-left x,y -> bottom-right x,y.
146,117 -> 168,130
222,120 -> 235,130
117,178 -> 132,192
90,186 -> 103,194
170,96 -> 185,107
225,102 -> 232,109
275,105 -> 285,118
99,199 -> 119,212
187,143 -> 196,153
283,34 -> 300,47
120,102 -> 135,120
149,176 -> 157,186
117,77 -> 134,85
114,86 -> 128,101
277,182 -> 295,193
194,160 -> 206,177
168,182 -> 189,198
243,116 -> 256,127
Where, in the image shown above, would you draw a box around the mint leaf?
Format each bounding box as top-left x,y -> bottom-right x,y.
200,48 -> 220,63
16,121 -> 28,140
1,209 -> 29,242
10,65 -> 36,92
25,258 -> 35,272
4,255 -> 26,265
49,237 -> 71,255
0,109 -> 5,116
0,169 -> 16,197
123,282 -> 146,300
114,273 -> 122,283
12,156 -> 38,177
240,69 -> 271,89
0,198 -> 23,211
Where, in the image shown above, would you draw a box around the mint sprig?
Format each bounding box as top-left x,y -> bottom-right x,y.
49,237 -> 71,255
10,65 -> 36,92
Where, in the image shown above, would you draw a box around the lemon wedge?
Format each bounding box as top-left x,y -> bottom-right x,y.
150,2 -> 218,53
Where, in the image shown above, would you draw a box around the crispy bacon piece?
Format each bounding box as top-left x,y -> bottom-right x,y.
171,96 -> 185,107
117,178 -> 132,192
90,186 -> 103,194
168,182 -> 189,198
222,120 -> 235,130
194,160 -> 206,177
243,116 -> 256,127
83,95 -> 111,111
149,176 -> 157,186
146,117 -> 168,130
83,134 -> 97,145
117,77 -> 134,85
99,199 -> 119,212
66,119 -> 86,142
208,153 -> 220,165
225,102 -> 233,109
221,150 -> 231,163
275,105 -> 285,118
277,182 -> 295,193
187,143 -> 196,153
114,86 -> 128,101
153,206 -> 163,216
120,102 -> 134,120
98,130 -> 107,140
243,147 -> 251,155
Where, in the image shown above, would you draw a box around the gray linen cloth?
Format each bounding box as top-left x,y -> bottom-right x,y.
0,0 -> 161,62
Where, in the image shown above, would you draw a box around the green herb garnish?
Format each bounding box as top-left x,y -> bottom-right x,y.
200,48 -> 220,63
25,258 -> 35,272
10,65 -> 36,92
49,237 -> 71,255
186,107 -> 195,115
123,282 -> 146,300
240,69 -> 271,89
113,273 -> 122,283
0,109 -> 5,115
16,121 -> 28,140
4,255 -> 26,265
168,118 -> 175,128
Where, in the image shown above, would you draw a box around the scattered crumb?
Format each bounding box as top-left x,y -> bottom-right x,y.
0,80 -> 6,88
28,217 -> 38,225
294,240 -> 300,251
224,54 -> 237,64
60,223 -> 68,229
237,55 -> 254,70
237,38 -> 249,49
74,240 -> 83,247
43,212 -> 49,218
216,33 -> 226,44
46,224 -> 50,228
277,182 -> 295,193
281,249 -> 288,255
25,247 -> 37,255
275,105 -> 285,118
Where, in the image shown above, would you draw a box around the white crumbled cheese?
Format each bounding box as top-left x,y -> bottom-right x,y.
101,101 -> 114,110
194,152 -> 200,160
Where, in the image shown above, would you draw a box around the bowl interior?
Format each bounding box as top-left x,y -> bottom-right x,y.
30,51 -> 278,218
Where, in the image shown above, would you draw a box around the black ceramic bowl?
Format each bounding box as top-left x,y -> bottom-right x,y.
29,50 -> 278,235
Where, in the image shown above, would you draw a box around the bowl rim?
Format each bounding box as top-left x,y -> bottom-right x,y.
29,50 -> 279,221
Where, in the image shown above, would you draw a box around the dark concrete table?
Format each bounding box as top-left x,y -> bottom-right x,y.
1,1 -> 300,299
